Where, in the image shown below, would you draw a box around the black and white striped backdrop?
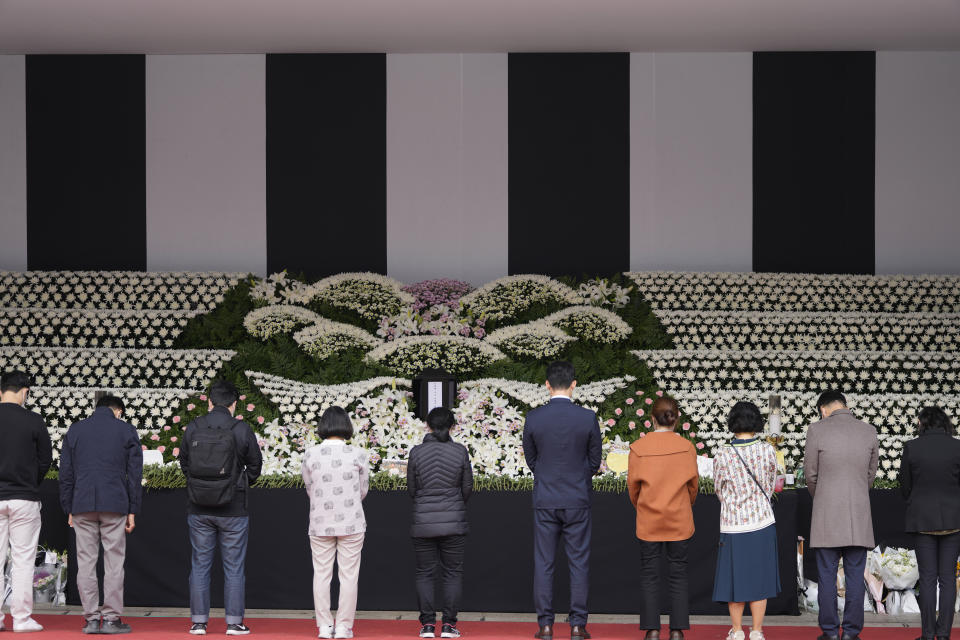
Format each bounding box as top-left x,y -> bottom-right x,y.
1,51 -> 958,281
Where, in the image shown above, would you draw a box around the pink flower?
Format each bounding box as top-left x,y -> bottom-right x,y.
628,421 -> 636,430
163,425 -> 171,431
690,432 -> 697,437
150,434 -> 160,441
170,437 -> 178,443
173,448 -> 180,457
625,398 -> 634,405
645,398 -> 653,405
246,403 -> 255,412
157,446 -> 166,453
696,442 -> 705,450
239,395 -> 246,401
605,419 -> 616,426
235,414 -> 243,420
199,394 -> 207,401
644,420 -> 651,428
257,416 -> 265,425
141,445 -> 148,451
682,422 -> 691,430
656,390 -> 664,397
614,408 -> 623,416
636,409 -> 644,417
172,416 -> 181,424
635,390 -> 644,396
700,453 -> 708,457
186,403 -> 196,411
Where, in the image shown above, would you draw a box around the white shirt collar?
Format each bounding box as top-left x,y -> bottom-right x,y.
550,395 -> 572,401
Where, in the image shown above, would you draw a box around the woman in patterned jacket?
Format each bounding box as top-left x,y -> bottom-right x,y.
712,401 -> 781,640
302,406 -> 370,640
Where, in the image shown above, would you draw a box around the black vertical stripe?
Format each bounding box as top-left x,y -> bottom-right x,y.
266,54 -> 386,280
508,53 -> 630,278
753,52 -> 876,274
26,55 -> 146,270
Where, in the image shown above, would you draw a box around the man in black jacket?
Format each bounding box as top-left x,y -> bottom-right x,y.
0,371 -> 52,633
179,380 -> 263,636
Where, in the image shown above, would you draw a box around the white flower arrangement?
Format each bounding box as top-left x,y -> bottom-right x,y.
0,307 -> 199,348
364,335 -> 507,377
484,323 -> 575,359
541,305 -> 632,343
459,274 -> 584,321
463,375 -> 636,410
577,278 -> 633,309
626,271 -> 960,313
292,320 -> 381,360
304,272 -> 415,320
0,347 -> 235,389
656,310 -> 960,352
634,349 -> 960,394
376,304 -> 486,342
0,271 -> 243,311
243,305 -> 321,339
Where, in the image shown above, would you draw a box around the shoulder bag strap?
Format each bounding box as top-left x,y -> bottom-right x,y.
732,443 -> 771,502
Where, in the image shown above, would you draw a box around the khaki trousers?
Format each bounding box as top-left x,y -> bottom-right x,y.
0,500 -> 42,627
73,512 -> 127,622
310,532 -> 364,630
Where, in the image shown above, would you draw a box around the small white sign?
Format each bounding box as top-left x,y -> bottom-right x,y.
427,381 -> 444,414
142,450 -> 164,467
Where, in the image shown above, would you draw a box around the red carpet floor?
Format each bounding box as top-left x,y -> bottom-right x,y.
30,616 -> 921,639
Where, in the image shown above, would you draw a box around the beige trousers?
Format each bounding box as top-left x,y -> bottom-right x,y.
0,500 -> 42,627
310,532 -> 364,630
72,512 -> 127,622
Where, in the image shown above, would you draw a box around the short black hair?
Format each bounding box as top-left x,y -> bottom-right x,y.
918,406 -> 955,436
816,390 -> 847,411
546,361 -> 575,390
0,371 -> 32,394
427,407 -> 455,443
209,379 -> 239,408
727,401 -> 765,434
96,395 -> 126,413
318,406 -> 354,440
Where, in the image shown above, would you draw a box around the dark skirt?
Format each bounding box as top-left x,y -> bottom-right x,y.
713,523 -> 781,603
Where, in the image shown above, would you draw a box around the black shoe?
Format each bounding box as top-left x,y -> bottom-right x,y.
668,631 -> 684,640
82,619 -> 101,634
420,625 -> 437,638
441,625 -> 461,639
643,631 -> 661,640
840,635 -> 860,640
571,625 -> 591,640
189,623 -> 208,635
100,619 -> 131,634
817,636 -> 839,640
226,623 -> 251,636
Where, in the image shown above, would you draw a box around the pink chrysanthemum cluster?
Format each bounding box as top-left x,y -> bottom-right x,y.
402,279 -> 473,311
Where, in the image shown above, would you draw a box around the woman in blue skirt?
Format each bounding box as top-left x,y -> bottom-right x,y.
712,402 -> 781,640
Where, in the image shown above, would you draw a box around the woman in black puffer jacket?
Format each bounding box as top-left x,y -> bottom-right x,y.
407,407 -> 474,639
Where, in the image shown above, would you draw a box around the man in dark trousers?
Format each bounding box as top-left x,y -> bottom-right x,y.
60,394 -> 143,634
522,361 -> 603,640
179,380 -> 262,636
0,371 -> 52,633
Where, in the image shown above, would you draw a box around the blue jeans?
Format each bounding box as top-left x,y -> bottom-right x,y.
816,546 -> 867,637
188,515 -> 249,624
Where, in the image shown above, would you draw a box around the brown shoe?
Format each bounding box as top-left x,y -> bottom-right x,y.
669,631 -> 685,640
571,625 -> 591,640
534,624 -> 553,640
644,631 -> 661,640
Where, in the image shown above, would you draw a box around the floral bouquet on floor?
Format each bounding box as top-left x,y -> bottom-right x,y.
33,548 -> 67,605
876,547 -> 920,591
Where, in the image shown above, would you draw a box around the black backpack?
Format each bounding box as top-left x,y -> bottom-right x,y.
186,414 -> 242,507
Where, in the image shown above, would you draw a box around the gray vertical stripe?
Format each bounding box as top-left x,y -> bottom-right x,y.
146,55 -> 266,275
875,52 -> 960,275
0,55 -> 27,270
630,53 -> 753,272
386,53 -> 508,285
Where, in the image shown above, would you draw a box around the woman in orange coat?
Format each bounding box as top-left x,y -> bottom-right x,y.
627,396 -> 699,640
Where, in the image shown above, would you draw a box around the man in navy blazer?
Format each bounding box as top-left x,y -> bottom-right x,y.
522,361 -> 602,640
60,395 -> 143,635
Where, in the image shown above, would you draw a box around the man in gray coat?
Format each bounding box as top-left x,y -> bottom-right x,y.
804,390 -> 879,640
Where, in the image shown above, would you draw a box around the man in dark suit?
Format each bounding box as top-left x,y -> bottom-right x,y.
60,394 -> 143,635
522,361 -> 603,640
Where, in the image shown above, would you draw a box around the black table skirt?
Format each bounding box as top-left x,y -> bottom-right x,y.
40,482 -> 802,615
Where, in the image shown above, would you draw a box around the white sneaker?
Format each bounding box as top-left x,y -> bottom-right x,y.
318,624 -> 334,639
13,618 -> 44,633
333,626 -> 353,639
725,630 -> 745,640
749,631 -> 765,640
